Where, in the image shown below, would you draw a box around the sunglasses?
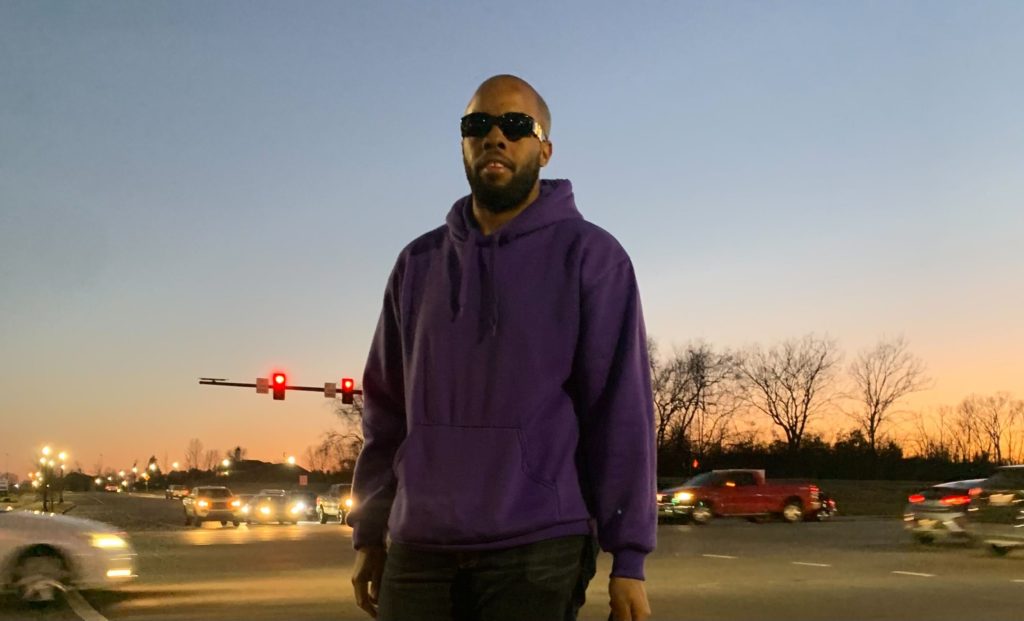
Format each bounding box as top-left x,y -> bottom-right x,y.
460,112 -> 547,142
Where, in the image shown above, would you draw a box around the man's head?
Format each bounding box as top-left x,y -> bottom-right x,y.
462,75 -> 552,215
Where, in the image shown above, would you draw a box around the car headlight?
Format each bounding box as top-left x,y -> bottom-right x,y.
344,498 -> 353,508
293,502 -> 306,511
231,499 -> 242,508
673,491 -> 693,503
197,500 -> 209,508
242,506 -> 250,514
260,506 -> 271,515
91,534 -> 129,550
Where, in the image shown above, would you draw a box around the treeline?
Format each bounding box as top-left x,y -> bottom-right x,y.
651,333 -> 1024,479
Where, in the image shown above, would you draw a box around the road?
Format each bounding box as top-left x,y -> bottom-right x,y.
4,492 -> 1024,620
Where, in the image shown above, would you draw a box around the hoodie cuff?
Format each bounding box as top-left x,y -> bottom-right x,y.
351,522 -> 387,550
610,549 -> 647,581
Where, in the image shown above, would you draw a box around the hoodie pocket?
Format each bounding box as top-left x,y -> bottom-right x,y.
389,425 -> 560,545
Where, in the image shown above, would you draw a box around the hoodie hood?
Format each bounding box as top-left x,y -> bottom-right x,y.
443,179 -> 582,330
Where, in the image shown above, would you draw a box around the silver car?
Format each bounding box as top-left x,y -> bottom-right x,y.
0,507 -> 136,602
965,465 -> 1024,555
903,478 -> 986,544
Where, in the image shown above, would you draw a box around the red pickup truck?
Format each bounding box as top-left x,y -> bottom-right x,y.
657,469 -> 826,524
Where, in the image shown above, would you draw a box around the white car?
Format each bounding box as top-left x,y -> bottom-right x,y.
0,508 -> 136,602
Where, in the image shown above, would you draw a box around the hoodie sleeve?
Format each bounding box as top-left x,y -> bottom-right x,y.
348,259 -> 407,549
574,257 -> 656,580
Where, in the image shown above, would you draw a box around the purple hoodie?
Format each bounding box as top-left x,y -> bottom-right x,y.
349,179 -> 656,580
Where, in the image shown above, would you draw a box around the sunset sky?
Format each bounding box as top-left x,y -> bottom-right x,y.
2,1 -> 1022,476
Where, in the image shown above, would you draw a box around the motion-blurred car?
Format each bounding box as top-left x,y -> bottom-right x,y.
103,483 -> 121,493
965,465 -> 1024,555
657,470 -> 825,524
0,507 -> 136,603
165,484 -> 189,500
286,491 -> 318,522
235,494 -> 256,520
316,483 -> 354,524
903,478 -> 985,544
248,491 -> 297,525
182,486 -> 242,527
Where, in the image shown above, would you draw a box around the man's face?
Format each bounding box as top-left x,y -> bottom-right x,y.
462,84 -> 551,214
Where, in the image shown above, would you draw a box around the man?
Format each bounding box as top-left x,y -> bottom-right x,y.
349,74 -> 655,621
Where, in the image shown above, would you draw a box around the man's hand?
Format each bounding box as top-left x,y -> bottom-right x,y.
608,576 -> 651,621
352,545 -> 387,618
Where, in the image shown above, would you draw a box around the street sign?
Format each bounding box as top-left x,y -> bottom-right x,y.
298,475 -> 308,486
256,377 -> 269,394
324,382 -> 337,398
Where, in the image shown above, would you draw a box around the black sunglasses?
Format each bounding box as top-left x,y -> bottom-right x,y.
460,112 -> 547,142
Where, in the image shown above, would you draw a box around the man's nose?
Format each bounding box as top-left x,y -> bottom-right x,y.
482,123 -> 507,149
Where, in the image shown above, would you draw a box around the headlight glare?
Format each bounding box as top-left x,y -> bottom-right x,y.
91,534 -> 128,549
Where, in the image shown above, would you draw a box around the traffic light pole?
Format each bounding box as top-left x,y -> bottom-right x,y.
198,378 -> 363,398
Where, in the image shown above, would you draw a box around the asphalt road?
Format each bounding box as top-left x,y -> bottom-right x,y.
4,492 -> 1024,620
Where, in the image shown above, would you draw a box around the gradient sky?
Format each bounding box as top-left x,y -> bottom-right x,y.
2,1 -> 1022,476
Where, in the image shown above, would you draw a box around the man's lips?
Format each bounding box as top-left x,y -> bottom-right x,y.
478,157 -> 514,173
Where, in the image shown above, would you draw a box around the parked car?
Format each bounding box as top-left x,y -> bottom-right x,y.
965,465 -> 1024,555
903,478 -> 985,544
182,486 -> 241,527
315,483 -> 354,524
657,469 -> 825,524
165,484 -> 189,500
0,507 -> 136,603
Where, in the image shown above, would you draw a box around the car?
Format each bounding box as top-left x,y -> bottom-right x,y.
285,491 -> 318,522
315,483 -> 354,524
182,486 -> 242,527
903,478 -> 985,544
235,493 -> 256,520
103,483 -> 121,493
657,469 -> 825,524
0,506 -> 136,603
965,465 -> 1024,555
164,484 -> 189,500
247,492 -> 296,525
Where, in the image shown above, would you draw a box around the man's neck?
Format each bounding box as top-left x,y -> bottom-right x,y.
471,183 -> 541,236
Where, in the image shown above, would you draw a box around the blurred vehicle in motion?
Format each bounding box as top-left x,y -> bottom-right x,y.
657,469 -> 825,524
103,483 -> 121,493
315,483 -> 353,524
816,490 -> 838,521
965,465 -> 1024,556
248,491 -> 295,525
235,494 -> 256,521
903,478 -> 985,544
286,491 -> 318,522
0,506 -> 136,603
182,486 -> 241,527
165,484 -> 189,500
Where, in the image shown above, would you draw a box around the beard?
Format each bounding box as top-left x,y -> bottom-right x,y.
464,154 -> 541,214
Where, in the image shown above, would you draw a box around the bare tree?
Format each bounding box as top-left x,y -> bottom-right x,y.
964,393 -> 1023,464
184,438 -> 203,471
649,339 -> 743,456
848,336 -> 929,453
201,449 -> 220,472
333,395 -> 366,457
226,446 -> 247,462
739,334 -> 841,451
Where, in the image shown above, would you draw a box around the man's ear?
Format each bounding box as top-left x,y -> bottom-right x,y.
539,141 -> 553,168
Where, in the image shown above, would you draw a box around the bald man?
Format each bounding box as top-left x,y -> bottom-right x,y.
349,75 -> 655,621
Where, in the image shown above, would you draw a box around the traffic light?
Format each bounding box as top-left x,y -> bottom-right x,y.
272,373 -> 286,400
340,378 -> 355,404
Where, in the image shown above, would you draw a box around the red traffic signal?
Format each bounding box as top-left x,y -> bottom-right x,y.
340,378 -> 355,404
272,373 -> 286,400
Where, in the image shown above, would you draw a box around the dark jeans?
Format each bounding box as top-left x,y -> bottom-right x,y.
379,535 -> 599,621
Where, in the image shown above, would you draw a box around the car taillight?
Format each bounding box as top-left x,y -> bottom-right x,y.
941,495 -> 971,506
908,494 -> 925,503
969,487 -> 983,497
809,485 -> 819,499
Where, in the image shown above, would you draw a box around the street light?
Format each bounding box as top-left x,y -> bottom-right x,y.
287,456 -> 296,466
